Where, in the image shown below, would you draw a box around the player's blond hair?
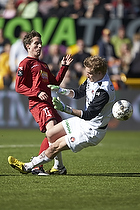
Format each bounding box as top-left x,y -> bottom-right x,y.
23,30 -> 41,51
84,55 -> 107,75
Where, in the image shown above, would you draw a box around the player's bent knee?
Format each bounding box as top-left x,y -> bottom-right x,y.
46,130 -> 52,141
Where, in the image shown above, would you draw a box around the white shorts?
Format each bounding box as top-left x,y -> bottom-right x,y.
62,117 -> 107,153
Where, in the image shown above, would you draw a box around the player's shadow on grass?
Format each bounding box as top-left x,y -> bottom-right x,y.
1,173 -> 140,177
0,174 -> 22,176
69,173 -> 140,177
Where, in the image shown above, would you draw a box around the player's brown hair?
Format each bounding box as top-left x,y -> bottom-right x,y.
23,30 -> 41,51
84,55 -> 107,75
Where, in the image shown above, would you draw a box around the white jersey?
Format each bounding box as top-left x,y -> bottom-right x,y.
74,73 -> 116,129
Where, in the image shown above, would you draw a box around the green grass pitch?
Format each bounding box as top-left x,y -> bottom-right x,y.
0,129 -> 140,210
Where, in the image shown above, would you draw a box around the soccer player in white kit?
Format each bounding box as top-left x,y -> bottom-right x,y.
8,55 -> 116,174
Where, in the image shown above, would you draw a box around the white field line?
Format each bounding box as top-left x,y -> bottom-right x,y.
0,143 -> 104,149
0,144 -> 40,148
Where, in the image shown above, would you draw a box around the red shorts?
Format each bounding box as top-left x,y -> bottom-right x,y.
30,102 -> 62,133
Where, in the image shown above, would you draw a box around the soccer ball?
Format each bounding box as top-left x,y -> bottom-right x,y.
112,100 -> 133,121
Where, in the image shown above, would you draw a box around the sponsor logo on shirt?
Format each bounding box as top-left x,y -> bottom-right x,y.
65,119 -> 71,134
70,137 -> 75,142
40,70 -> 48,82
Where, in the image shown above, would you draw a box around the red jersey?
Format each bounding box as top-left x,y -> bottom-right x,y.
15,56 -> 68,110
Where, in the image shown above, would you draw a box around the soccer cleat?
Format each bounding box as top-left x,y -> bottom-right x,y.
46,166 -> 67,175
31,166 -> 49,176
8,156 -> 30,174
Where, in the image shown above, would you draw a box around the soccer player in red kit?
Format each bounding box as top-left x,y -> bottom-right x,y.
15,30 -> 73,175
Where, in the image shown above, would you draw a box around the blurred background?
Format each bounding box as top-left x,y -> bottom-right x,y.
0,0 -> 140,130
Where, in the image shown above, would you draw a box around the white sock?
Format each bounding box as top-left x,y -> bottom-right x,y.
53,152 -> 64,169
24,151 -> 52,171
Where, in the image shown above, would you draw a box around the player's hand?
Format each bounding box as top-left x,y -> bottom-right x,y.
52,97 -> 65,111
38,92 -> 48,101
52,97 -> 72,114
61,54 -> 73,66
48,85 -> 70,95
47,85 -> 60,92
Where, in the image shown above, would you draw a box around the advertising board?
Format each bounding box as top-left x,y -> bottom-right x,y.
0,90 -> 139,130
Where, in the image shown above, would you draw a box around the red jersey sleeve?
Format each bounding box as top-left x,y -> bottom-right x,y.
55,65 -> 69,84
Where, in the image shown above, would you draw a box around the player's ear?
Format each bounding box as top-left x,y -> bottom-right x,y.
26,44 -> 30,50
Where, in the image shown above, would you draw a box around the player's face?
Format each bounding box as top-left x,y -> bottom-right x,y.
85,67 -> 103,82
27,36 -> 42,58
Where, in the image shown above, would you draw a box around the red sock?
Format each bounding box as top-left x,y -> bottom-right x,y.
38,137 -> 49,168
39,137 -> 49,155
